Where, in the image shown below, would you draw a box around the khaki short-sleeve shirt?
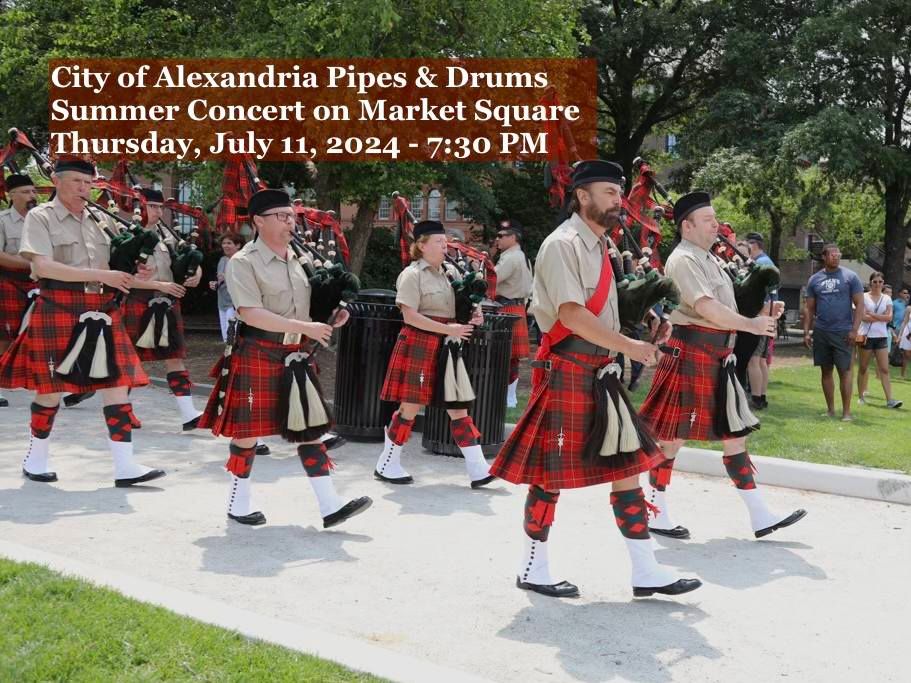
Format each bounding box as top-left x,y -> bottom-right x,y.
18,198 -> 111,269
666,239 -> 738,329
495,245 -> 533,300
395,259 -> 456,319
530,212 -> 620,335
0,207 -> 27,255
147,229 -> 174,283
226,240 -> 312,321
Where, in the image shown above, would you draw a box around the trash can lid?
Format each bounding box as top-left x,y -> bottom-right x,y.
357,289 -> 398,304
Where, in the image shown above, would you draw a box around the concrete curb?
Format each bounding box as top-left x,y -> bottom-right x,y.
0,540 -> 492,683
149,380 -> 911,506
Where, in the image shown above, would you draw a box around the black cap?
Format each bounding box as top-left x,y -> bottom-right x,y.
570,160 -> 625,189
674,191 -> 712,225
413,220 -> 446,240
53,157 -> 95,176
4,173 -> 34,191
745,231 -> 764,244
140,188 -> 164,203
498,218 -> 523,236
247,188 -> 291,217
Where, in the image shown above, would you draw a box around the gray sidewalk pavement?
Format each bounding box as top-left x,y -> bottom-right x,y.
0,385 -> 908,682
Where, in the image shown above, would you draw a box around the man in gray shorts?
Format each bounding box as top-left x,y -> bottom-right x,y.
803,244 -> 864,420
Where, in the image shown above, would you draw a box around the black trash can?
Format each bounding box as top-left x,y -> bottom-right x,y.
333,289 -> 402,439
421,311 -> 518,456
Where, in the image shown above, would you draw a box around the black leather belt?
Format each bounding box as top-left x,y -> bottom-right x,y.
238,323 -> 303,345
2,270 -> 33,283
672,326 -> 736,348
551,337 -> 613,356
39,278 -> 104,293
495,296 -> 526,306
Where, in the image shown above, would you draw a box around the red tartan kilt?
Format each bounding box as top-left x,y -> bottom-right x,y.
490,350 -> 663,489
0,275 -> 37,342
121,290 -> 187,361
639,325 -> 742,442
499,303 -> 530,360
198,336 -> 328,439
379,323 -> 447,405
0,289 -> 149,393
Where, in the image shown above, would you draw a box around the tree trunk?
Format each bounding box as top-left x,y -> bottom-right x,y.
346,202 -> 377,276
313,163 -> 340,214
883,182 -> 910,289
768,208 -> 783,263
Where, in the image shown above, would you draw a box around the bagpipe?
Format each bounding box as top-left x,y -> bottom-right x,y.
1,128 -> 56,202
710,230 -> 780,319
617,157 -> 674,272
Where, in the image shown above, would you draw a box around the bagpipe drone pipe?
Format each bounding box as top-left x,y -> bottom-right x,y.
711,232 -> 780,319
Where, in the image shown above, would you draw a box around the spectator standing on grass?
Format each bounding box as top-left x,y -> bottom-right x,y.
856,272 -> 902,408
891,287 -> 908,352
898,304 -> 911,379
803,244 -> 864,421
745,232 -> 777,409
210,233 -> 245,342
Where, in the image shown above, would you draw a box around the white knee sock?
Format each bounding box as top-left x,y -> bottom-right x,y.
308,475 -> 345,517
375,432 -> 409,478
174,395 -> 202,423
506,380 -> 518,408
518,536 -> 555,585
624,537 -> 679,588
460,444 -> 490,482
23,435 -> 51,475
109,439 -> 153,479
738,488 -> 785,532
646,486 -> 677,531
228,474 -> 255,516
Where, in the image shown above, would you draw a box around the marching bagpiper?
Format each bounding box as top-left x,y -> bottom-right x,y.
197,188 -> 371,528
490,160 -> 701,599
0,158 -> 164,486
639,191 -> 806,539
374,220 -> 494,488
0,173 -> 39,408
120,187 -> 204,431
493,218 -> 533,408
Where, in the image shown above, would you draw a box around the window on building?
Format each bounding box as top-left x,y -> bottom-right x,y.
665,134 -> 678,155
377,195 -> 391,220
445,197 -> 461,222
428,189 -> 441,220
411,192 -> 424,219
176,180 -> 194,234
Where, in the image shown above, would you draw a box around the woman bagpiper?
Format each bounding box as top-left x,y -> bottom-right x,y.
197,189 -> 371,527
120,188 -> 205,430
374,220 -> 494,488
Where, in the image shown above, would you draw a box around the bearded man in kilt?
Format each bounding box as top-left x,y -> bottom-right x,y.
0,173 -> 40,408
639,192 -> 807,540
494,218 -> 533,409
120,187 -> 204,431
374,220 -> 493,489
197,189 -> 371,528
0,158 -> 164,486
490,160 -> 701,599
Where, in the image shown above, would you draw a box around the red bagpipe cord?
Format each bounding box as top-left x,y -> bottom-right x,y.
540,88 -> 577,208
530,247 -> 614,387
621,161 -> 667,271
216,156 -> 264,233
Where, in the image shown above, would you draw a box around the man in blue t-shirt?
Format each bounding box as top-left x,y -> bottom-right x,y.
803,244 -> 864,420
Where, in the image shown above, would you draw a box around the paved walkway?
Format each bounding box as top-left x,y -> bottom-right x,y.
0,386 -> 907,682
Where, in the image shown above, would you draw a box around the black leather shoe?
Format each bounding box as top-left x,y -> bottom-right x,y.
633,578 -> 702,598
228,511 -> 267,526
0,397 -> 9,408
63,391 -> 95,408
516,576 -> 580,598
254,443 -> 271,456
755,509 -> 807,538
323,434 -> 347,451
649,525 -> 691,540
323,496 -> 373,528
182,416 -> 201,432
114,469 -> 166,487
23,469 -> 58,483
470,474 -> 497,489
373,469 -> 413,484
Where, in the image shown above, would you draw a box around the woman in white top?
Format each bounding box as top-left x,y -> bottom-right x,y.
857,272 -> 902,408
209,233 -> 245,341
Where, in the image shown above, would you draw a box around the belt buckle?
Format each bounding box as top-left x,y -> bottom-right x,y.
281,331 -> 302,345
667,346 -> 681,358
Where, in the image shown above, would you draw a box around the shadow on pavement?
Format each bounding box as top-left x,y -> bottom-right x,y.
0,483 -> 145,524
380,482 -> 509,518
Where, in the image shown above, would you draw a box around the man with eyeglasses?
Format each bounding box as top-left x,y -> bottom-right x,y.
0,173 -> 40,408
803,244 -> 864,421
494,218 -> 533,407
197,188 -> 372,528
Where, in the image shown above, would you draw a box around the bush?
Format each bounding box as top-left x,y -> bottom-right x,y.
358,228 -> 401,290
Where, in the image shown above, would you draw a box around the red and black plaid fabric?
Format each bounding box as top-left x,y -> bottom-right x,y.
0,289 -> 149,393
121,290 -> 187,361
639,324 -> 745,442
490,350 -> 663,490
0,274 -> 36,342
499,303 -> 530,361
380,319 -> 450,405
198,335 -> 329,440
610,487 -> 651,539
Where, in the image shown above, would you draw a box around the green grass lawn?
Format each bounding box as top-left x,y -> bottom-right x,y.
506,363 -> 911,474
0,559 -> 386,682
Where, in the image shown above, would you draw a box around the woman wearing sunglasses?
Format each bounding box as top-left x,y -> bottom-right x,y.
857,272 -> 902,408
